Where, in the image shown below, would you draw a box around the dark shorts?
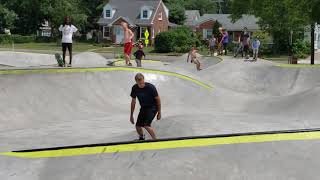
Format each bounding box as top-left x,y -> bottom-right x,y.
243,45 -> 249,52
136,107 -> 157,127
62,43 -> 72,52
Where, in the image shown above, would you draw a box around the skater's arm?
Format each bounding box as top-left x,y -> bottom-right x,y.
155,96 -> 161,120
130,98 -> 136,117
130,98 -> 136,124
58,25 -> 63,31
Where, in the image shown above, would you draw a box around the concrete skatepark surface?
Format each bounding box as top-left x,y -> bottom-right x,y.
0,52 -> 320,179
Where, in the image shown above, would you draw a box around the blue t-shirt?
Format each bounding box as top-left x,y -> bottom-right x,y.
130,82 -> 158,108
252,40 -> 261,49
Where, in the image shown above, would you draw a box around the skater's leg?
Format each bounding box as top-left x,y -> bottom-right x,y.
62,43 -> 67,65
224,43 -> 228,55
136,59 -> 142,67
68,43 -> 73,65
136,126 -> 144,138
144,126 -> 157,140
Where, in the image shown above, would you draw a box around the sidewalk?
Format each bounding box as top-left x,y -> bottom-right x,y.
298,51 -> 320,64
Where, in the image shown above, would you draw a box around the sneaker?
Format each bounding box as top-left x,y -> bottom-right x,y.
67,64 -> 72,67
139,135 -> 145,141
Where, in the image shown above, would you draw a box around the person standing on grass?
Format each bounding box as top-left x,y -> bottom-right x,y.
130,73 -> 162,140
252,36 -> 261,61
241,27 -> 250,59
208,35 -> 216,56
121,22 -> 134,66
59,17 -> 78,67
217,27 -> 224,55
220,28 -> 229,56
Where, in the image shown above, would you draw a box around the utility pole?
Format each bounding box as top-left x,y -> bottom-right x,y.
311,23 -> 315,65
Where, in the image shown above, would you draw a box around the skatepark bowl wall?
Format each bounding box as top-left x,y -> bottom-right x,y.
1,54 -> 320,180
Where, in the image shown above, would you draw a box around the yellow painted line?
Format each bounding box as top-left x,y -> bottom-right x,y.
1,131 -> 320,159
276,64 -> 320,68
113,59 -> 163,66
0,67 -> 213,89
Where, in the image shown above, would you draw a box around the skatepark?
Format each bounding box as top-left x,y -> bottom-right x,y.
1,51 -> 320,180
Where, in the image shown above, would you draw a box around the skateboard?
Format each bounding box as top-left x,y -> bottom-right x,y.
55,53 -> 64,67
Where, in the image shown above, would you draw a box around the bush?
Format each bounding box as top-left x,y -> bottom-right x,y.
35,36 -> 58,43
12,35 -> 35,43
155,27 -> 200,53
292,40 -> 310,59
0,34 -> 35,43
0,34 -> 12,43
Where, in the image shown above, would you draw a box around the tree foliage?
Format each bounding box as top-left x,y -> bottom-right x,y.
163,0 -> 223,25
0,0 -> 106,35
230,0 -> 319,52
0,5 -> 17,32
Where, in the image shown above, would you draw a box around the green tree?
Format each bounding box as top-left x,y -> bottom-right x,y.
212,20 -> 222,37
185,0 -> 217,15
0,5 -> 17,32
1,0 -> 43,35
39,0 -> 88,36
80,0 -> 106,30
230,0 -> 313,52
163,0 -> 186,25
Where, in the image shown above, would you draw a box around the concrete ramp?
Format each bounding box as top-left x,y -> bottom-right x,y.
0,51 -> 56,67
1,56 -> 320,180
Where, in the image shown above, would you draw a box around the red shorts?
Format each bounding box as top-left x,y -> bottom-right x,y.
124,42 -> 133,55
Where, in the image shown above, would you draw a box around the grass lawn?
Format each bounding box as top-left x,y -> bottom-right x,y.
262,55 -> 289,62
276,64 -> 320,68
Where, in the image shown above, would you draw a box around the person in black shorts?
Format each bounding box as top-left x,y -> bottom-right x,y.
130,73 -> 162,140
58,17 -> 78,67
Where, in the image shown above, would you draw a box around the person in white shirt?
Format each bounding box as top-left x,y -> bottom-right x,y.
59,17 -> 78,67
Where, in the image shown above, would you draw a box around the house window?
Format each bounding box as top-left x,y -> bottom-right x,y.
106,10 -> 111,18
140,27 -> 148,39
206,29 -> 213,39
103,26 -> 110,38
158,12 -> 163,21
142,10 -> 148,19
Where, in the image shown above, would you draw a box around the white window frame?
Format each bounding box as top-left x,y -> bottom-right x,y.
105,9 -> 112,19
158,12 -> 163,21
140,27 -> 148,39
142,10 -> 149,19
206,29 -> 213,39
103,26 -> 111,38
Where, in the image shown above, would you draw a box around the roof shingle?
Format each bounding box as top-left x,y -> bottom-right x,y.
97,0 -> 161,26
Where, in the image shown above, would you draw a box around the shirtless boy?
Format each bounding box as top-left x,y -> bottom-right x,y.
121,22 -> 134,66
187,46 -> 202,71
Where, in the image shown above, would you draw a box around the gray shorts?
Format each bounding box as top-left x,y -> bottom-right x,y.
135,59 -> 142,67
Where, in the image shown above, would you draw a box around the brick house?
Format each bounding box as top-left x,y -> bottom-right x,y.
97,0 -> 170,44
185,11 -> 260,41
